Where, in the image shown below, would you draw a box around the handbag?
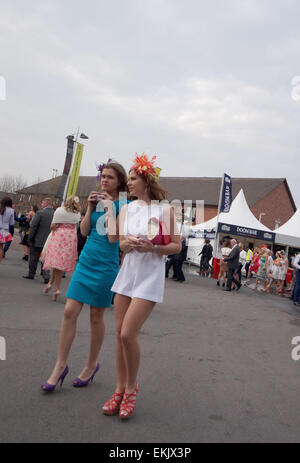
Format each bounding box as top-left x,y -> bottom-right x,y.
147,217 -> 171,245
0,229 -> 13,244
41,232 -> 52,262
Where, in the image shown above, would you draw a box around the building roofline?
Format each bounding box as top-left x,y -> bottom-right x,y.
283,179 -> 297,212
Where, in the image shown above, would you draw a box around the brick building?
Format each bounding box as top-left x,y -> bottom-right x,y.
0,191 -> 17,207
16,177 -> 296,230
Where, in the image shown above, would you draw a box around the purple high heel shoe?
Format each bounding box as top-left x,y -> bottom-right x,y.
73,363 -> 100,388
41,365 -> 69,393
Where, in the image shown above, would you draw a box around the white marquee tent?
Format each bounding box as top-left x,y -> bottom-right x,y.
274,208 -> 300,248
187,189 -> 274,264
192,189 -> 273,233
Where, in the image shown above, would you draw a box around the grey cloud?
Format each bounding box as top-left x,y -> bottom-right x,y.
1,0 -> 300,205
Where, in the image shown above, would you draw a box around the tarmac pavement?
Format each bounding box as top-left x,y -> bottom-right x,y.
1,243 -> 300,443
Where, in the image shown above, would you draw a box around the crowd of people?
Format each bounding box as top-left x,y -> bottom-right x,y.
1,153 -> 300,421
196,237 -> 300,306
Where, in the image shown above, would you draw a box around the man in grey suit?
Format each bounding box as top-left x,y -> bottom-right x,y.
23,198 -> 54,282
223,239 -> 242,291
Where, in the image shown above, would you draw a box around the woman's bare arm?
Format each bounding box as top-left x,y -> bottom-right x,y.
80,191 -> 98,236
50,223 -> 59,232
80,208 -> 92,237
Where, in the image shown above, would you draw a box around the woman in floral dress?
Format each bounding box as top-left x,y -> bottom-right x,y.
254,248 -> 269,291
43,196 -> 81,301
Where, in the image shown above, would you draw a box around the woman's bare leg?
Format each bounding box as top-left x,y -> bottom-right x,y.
114,294 -> 131,393
53,268 -> 63,292
120,297 -> 155,393
266,277 -> 273,293
45,298 -> 83,385
49,270 -> 55,286
262,279 -> 268,291
0,244 -> 3,263
280,280 -> 285,292
217,269 -> 222,284
77,306 -> 105,380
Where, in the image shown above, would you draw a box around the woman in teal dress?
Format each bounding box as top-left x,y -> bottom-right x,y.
41,162 -> 128,392
254,248 -> 268,291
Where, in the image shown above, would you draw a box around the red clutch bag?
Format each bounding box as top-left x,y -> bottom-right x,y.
147,217 -> 171,245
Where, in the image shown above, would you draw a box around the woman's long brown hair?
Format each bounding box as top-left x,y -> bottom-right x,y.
0,196 -> 13,215
97,162 -> 129,194
130,170 -> 169,201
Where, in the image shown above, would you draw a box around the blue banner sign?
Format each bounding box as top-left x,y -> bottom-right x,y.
217,222 -> 275,242
189,229 -> 216,239
220,173 -> 232,213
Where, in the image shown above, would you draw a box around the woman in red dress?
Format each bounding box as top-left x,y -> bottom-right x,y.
247,247 -> 260,280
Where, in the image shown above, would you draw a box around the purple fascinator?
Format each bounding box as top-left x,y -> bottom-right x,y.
96,157 -> 113,181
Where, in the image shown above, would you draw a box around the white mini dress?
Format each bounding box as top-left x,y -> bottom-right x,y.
272,261 -> 282,280
111,201 -> 166,303
278,261 -> 287,281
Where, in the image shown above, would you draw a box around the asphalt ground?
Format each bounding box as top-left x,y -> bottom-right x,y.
1,241 -> 300,443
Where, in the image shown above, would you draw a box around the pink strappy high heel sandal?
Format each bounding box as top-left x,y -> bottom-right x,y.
102,391 -> 124,416
119,384 -> 139,419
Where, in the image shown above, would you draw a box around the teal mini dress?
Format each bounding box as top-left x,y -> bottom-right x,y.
66,199 -> 124,308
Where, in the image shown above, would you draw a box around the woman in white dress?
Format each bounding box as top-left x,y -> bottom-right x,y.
278,250 -> 289,294
102,154 -> 181,419
267,251 -> 282,292
264,249 -> 274,293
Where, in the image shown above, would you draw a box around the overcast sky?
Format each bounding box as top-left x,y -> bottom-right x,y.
1,0 -> 300,205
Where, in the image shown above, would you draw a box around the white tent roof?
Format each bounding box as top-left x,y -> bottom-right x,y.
192,215 -> 217,231
192,189 -> 273,232
274,208 -> 300,247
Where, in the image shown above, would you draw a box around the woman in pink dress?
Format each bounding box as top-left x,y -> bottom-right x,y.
43,196 -> 81,301
0,196 -> 14,263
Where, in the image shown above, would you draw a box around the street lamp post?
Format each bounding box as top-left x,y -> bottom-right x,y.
259,212 -> 266,222
274,218 -> 281,229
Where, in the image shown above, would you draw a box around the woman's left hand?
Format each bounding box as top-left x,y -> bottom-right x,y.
135,238 -> 154,253
50,223 -> 59,232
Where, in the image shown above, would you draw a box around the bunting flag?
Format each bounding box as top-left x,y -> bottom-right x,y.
66,142 -> 84,198
55,136 -> 75,200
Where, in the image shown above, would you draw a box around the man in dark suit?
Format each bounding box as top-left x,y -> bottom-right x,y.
174,236 -> 187,282
23,198 -> 54,282
165,254 -> 177,279
197,239 -> 213,277
223,239 -> 242,291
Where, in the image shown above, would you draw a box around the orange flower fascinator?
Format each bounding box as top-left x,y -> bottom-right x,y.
131,153 -> 161,182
